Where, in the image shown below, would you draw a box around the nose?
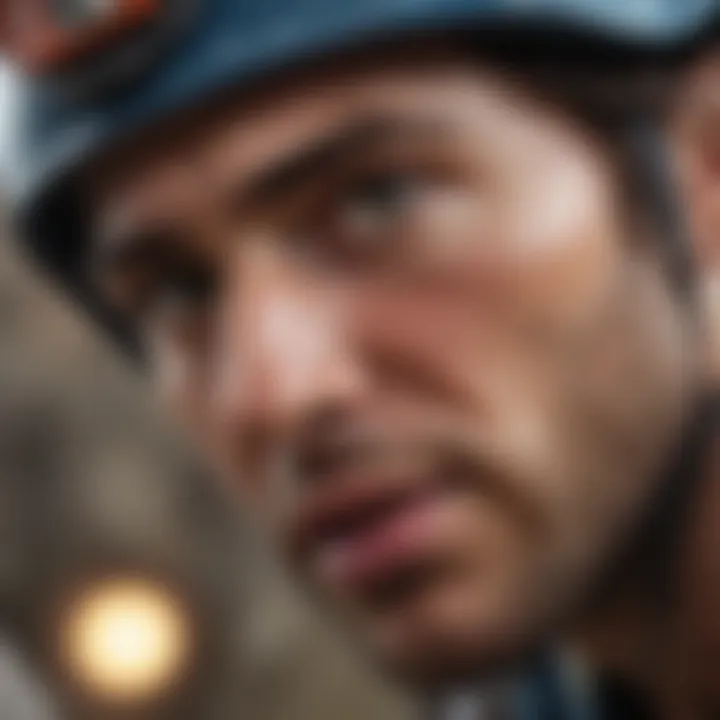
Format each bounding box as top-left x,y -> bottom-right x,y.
210,237 -> 364,468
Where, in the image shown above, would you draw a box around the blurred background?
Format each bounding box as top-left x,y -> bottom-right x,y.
0,216 -> 411,719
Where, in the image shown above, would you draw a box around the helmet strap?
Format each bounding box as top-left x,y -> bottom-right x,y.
622,117 -> 696,300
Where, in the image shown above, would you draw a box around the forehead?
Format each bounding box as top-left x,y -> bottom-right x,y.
89,41 -> 550,210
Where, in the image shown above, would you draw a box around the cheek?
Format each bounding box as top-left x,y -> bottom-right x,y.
499,147 -> 625,333
153,348 -> 280,515
354,193 -> 659,543
415,159 -> 624,342
355,269 -> 590,540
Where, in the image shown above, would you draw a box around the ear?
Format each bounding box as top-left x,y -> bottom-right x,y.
671,48 -> 720,381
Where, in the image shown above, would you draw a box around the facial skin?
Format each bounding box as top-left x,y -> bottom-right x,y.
89,44 -> 700,686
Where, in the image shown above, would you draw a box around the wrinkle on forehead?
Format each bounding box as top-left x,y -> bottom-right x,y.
87,39 -> 478,191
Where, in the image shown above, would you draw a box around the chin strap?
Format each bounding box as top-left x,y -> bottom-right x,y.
621,116 -> 718,601
623,116 -> 696,300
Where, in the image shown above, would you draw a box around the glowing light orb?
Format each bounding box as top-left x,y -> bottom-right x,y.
59,577 -> 192,704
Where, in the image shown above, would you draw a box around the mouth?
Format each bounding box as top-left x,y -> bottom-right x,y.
289,475 -> 455,604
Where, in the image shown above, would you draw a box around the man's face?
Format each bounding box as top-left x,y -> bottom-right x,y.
90,47 -> 696,684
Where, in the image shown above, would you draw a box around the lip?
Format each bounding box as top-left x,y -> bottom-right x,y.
289,474 -> 450,593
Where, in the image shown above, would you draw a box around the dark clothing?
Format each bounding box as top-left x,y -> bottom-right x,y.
429,652 -> 656,720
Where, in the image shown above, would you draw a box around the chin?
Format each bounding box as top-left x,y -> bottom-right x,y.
360,571 -> 540,688
372,617 -> 534,690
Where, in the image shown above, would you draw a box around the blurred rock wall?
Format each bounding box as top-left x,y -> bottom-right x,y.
0,227 -> 410,720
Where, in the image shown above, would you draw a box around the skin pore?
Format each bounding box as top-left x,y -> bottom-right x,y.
86,39 -> 717,713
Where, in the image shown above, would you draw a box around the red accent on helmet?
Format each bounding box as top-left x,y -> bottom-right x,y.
1,0 -> 160,74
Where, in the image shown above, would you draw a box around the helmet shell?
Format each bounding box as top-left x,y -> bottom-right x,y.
5,0 -> 717,353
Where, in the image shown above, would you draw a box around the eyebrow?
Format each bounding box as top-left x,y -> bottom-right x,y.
236,116 -> 442,210
92,116 -> 444,269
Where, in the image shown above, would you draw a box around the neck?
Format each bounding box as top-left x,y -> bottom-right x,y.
576,403 -> 720,719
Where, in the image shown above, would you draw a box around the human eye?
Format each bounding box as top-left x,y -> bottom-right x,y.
147,261 -> 217,330
310,167 -> 430,266
91,231 -> 217,345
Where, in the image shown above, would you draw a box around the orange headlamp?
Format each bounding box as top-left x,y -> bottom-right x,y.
2,0 -> 161,74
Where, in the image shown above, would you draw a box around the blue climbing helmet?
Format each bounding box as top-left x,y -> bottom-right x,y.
2,0 -> 718,353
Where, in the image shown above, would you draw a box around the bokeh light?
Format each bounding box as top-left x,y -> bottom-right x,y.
58,577 -> 193,705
